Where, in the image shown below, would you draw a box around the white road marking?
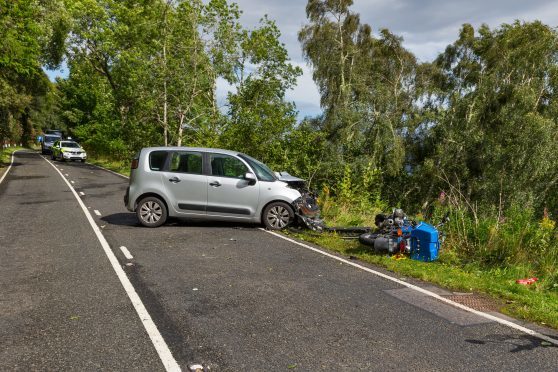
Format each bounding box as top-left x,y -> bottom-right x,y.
94,210 -> 101,216
261,228 -> 558,346
79,192 -> 85,196
71,180 -> 75,184
65,173 -> 69,176
89,163 -> 130,179
43,155 -> 181,371
0,152 -> 15,184
120,246 -> 134,260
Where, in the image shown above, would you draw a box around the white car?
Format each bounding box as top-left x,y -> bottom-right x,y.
51,140 -> 87,162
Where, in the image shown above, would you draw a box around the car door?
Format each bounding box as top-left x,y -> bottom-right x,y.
161,150 -> 208,215
207,153 -> 260,218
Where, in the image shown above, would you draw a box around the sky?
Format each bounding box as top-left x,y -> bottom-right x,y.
46,0 -> 558,119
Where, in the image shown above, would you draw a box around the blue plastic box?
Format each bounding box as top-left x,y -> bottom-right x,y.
410,222 -> 439,262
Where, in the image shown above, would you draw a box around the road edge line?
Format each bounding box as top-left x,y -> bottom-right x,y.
89,162 -> 130,179
43,155 -> 181,371
0,150 -> 16,184
261,228 -> 558,346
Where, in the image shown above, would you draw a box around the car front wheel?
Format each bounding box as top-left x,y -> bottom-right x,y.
263,201 -> 294,230
136,196 -> 167,227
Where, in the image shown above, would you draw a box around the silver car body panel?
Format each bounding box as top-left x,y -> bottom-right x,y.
125,147 -> 301,224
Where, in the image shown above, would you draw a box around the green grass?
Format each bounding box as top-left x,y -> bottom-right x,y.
87,156 -> 131,177
0,146 -> 25,169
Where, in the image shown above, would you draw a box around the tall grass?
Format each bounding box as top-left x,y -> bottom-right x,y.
441,204 -> 558,291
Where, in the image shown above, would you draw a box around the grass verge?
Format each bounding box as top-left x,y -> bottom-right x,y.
87,156 -> 131,177
0,146 -> 24,172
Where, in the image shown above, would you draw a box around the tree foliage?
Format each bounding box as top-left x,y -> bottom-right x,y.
2,0 -> 558,219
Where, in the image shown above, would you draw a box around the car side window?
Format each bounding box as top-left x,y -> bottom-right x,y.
149,151 -> 168,171
210,154 -> 248,179
169,151 -> 203,174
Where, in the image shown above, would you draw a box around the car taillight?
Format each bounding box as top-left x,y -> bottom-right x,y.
131,159 -> 139,169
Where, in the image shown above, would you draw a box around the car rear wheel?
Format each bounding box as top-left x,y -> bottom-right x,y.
263,201 -> 294,230
137,196 -> 167,227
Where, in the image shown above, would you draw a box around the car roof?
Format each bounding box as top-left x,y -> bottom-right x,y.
142,147 -> 242,157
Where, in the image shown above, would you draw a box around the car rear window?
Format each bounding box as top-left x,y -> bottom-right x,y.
149,151 -> 168,171
44,135 -> 60,142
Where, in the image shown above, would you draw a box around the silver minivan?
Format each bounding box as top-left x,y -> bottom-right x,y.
124,147 -> 303,229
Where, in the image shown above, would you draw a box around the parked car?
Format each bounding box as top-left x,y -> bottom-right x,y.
124,147 -> 303,229
51,140 -> 87,162
41,134 -> 62,154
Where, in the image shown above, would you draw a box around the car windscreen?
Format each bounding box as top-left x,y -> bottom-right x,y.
61,142 -> 80,148
44,135 -> 61,142
239,154 -> 277,182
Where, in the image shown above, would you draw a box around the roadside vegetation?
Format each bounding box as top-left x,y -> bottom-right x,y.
2,0 -> 557,329
0,146 -> 23,170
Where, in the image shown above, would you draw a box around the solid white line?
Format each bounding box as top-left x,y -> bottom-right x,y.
90,163 -> 130,179
43,156 -> 181,371
94,210 -> 101,216
261,229 -> 558,346
120,246 -> 134,260
0,151 -> 15,184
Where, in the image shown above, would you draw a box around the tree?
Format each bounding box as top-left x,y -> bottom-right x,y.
222,16 -> 302,165
420,21 -> 558,214
0,0 -> 67,145
299,0 -> 420,199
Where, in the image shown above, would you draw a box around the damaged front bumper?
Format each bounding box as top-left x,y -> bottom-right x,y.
292,193 -> 326,231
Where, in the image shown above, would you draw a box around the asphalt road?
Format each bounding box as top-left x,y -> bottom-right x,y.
1,151 -> 557,371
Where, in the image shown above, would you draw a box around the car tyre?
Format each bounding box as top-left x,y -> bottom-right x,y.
137,196 -> 167,228
263,201 -> 294,230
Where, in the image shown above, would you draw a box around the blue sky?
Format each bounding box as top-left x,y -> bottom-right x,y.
46,0 -> 558,119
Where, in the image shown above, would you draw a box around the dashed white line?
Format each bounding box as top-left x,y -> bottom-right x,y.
120,246 -> 134,260
42,155 -> 181,371
94,209 -> 101,216
65,173 -> 69,177
71,180 -> 75,184
79,192 -> 85,196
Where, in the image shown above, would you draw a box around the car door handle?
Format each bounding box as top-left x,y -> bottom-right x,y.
209,181 -> 221,187
169,176 -> 181,183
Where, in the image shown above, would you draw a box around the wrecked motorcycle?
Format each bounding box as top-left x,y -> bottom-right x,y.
358,209 -> 448,262
277,172 -> 447,262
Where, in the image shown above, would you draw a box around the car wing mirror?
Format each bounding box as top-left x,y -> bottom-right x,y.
244,172 -> 257,185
